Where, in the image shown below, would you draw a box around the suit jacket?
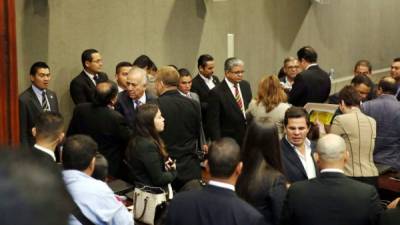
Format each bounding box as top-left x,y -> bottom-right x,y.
191,74 -> 220,112
69,71 -> 108,105
379,205 -> 400,225
156,90 -> 202,186
166,185 -> 267,225
32,146 -> 55,163
67,103 -> 132,178
289,65 -> 331,106
126,136 -> 176,188
115,90 -> 157,128
280,172 -> 383,225
330,108 -> 378,177
361,94 -> 400,170
19,86 -> 59,149
207,79 -> 252,146
280,138 -> 318,183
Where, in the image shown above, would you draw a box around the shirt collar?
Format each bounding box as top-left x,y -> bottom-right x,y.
320,168 -> 344,174
178,90 -> 190,97
31,84 -> 45,94
132,92 -> 147,104
286,135 -> 311,150
208,180 -> 235,191
306,63 -> 318,70
83,69 -> 97,79
224,78 -> 238,89
199,73 -> 213,82
34,144 -> 56,161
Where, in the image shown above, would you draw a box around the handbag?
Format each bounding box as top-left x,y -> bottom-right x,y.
133,184 -> 173,225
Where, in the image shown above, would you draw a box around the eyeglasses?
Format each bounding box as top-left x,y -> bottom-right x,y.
286,66 -> 299,70
230,70 -> 245,75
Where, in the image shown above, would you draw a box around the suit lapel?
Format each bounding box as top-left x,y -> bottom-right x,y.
282,138 -> 308,177
28,87 -> 43,111
221,80 -> 244,118
197,74 -> 210,92
46,91 -> 57,112
80,71 -> 96,88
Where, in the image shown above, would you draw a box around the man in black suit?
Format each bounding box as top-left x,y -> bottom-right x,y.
166,138 -> 266,225
32,112 -> 64,162
115,67 -> 157,128
67,81 -> 132,178
191,54 -> 220,128
280,134 -> 383,225
207,57 -> 252,146
19,62 -> 59,149
70,49 -> 108,105
280,107 -> 317,183
289,46 -> 331,106
155,66 -> 202,190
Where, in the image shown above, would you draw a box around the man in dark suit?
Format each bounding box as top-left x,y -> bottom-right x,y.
31,111 -> 64,163
281,134 -> 383,225
207,57 -> 252,146
280,107 -> 317,183
115,67 -> 157,128
166,138 -> 266,225
191,54 -> 220,128
289,46 -> 331,106
389,57 -> 400,100
70,49 -> 108,105
19,62 -> 59,149
155,66 -> 202,190
67,81 -> 132,178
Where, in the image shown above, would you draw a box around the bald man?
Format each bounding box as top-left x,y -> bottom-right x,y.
281,134 -> 383,225
115,67 -> 157,128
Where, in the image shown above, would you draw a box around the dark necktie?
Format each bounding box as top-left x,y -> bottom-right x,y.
134,100 -> 141,109
42,90 -> 50,111
234,84 -> 243,112
93,75 -> 100,84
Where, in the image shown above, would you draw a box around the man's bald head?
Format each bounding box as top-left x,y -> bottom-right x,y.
316,134 -> 346,162
94,81 -> 118,106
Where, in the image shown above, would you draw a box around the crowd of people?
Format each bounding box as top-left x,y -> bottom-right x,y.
9,45 -> 400,224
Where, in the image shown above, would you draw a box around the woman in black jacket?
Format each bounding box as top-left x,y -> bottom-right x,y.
236,120 -> 288,225
126,104 -> 176,188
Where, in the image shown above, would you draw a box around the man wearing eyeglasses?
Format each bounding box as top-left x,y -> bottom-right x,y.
70,49 -> 109,105
206,57 -> 252,146
280,57 -> 300,92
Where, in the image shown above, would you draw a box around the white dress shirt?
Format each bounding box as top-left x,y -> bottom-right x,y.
32,85 -> 51,111
132,92 -> 147,109
208,180 -> 235,191
287,137 -> 316,179
200,74 -> 216,90
84,69 -> 98,86
225,78 -> 246,117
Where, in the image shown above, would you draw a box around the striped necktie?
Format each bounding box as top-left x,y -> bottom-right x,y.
234,84 -> 244,112
42,90 -> 50,111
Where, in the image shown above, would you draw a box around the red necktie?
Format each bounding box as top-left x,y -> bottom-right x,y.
234,84 -> 243,112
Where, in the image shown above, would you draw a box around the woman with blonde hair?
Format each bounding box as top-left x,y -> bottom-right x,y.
247,75 -> 291,138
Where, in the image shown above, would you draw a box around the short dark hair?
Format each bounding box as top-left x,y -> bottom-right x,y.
62,135 -> 98,171
284,106 -> 310,127
393,57 -> 400,63
34,112 -> 64,140
0,149 -> 72,225
297,46 -> 318,63
30,61 -> 49,76
378,76 -> 398,95
92,153 -> 108,181
354,59 -> 372,73
351,74 -> 373,88
338,85 -> 361,107
115,61 -> 132,74
178,68 -> 192,78
81,49 -> 98,67
133,54 -> 157,71
197,54 -> 214,68
208,138 -> 241,178
94,80 -> 118,106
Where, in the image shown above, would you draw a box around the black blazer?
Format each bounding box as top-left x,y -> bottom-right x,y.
67,103 -> 132,178
280,172 -> 383,225
280,138 -> 318,183
191,74 -> 220,112
289,65 -> 331,106
32,146 -> 55,163
19,87 -> 59,149
156,90 -> 202,184
166,185 -> 267,225
206,79 -> 252,146
126,136 -> 176,187
69,71 -> 108,105
115,90 -> 157,128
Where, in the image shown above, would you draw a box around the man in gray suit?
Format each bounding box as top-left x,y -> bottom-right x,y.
19,62 -> 59,149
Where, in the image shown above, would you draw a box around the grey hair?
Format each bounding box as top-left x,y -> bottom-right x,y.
224,57 -> 244,72
128,67 -> 148,85
316,134 -> 346,161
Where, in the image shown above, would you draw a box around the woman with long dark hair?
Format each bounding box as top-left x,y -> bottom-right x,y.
236,120 -> 287,225
126,104 -> 176,188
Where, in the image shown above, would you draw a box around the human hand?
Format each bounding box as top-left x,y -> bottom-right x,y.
387,197 -> 400,209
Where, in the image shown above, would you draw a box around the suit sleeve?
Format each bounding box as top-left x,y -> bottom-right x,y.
19,98 -> 29,149
206,89 -> 221,141
368,186 -> 383,225
279,186 -> 295,225
330,117 -> 345,136
288,74 -> 307,106
70,79 -> 88,105
270,175 -> 288,225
